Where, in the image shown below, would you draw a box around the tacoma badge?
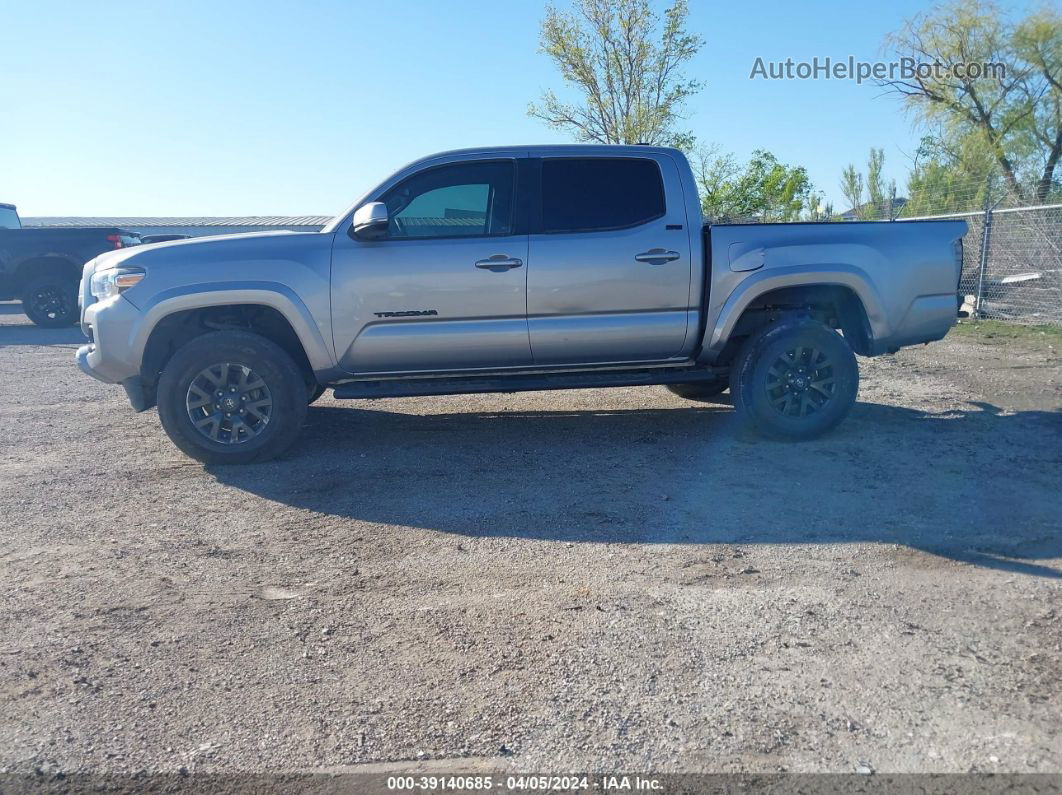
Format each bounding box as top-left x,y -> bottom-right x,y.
373,310 -> 439,318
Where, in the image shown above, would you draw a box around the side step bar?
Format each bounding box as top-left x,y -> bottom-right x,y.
332,366 -> 726,400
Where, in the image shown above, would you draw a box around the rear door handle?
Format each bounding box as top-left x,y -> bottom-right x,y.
475,254 -> 523,272
635,248 -> 681,264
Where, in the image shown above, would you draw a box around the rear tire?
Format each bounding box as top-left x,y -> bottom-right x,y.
666,381 -> 728,402
730,318 -> 858,440
157,330 -> 308,464
307,384 -> 327,404
22,275 -> 79,327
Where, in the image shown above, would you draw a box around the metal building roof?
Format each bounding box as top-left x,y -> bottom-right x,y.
22,216 -> 333,228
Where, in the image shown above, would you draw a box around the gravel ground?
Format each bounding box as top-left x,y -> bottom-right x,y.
0,301 -> 1060,778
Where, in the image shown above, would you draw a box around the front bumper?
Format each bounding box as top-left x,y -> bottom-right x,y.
77,343 -> 153,411
73,294 -> 144,385
76,343 -> 108,383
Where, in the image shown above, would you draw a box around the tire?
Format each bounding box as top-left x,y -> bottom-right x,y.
22,275 -> 79,327
729,318 -> 858,440
307,384 -> 327,404
157,330 -> 308,464
666,381 -> 728,402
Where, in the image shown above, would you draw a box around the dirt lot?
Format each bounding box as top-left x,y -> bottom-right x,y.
0,302 -> 1060,778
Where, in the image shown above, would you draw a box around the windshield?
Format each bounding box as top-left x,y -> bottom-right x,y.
0,206 -> 20,229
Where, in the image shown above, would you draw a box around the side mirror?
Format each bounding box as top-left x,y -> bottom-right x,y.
351,202 -> 389,240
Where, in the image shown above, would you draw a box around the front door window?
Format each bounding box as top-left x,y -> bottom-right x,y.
381,161 -> 515,239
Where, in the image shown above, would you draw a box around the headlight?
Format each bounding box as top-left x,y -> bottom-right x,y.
90,267 -> 145,300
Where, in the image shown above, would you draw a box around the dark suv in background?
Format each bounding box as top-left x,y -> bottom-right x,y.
0,203 -> 140,326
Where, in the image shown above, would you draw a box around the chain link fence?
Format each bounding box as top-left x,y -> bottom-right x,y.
902,203 -> 1062,325
843,174 -> 1062,324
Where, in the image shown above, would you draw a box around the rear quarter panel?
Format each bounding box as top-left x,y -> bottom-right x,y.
699,219 -> 967,361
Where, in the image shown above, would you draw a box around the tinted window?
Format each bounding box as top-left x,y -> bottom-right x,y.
0,206 -> 20,229
381,161 -> 515,239
541,158 -> 665,233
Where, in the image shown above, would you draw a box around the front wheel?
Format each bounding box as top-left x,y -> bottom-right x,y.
22,275 -> 79,327
157,330 -> 308,464
730,319 -> 858,440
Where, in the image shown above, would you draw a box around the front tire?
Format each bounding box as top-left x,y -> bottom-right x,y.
22,275 -> 79,327
157,331 -> 308,464
730,318 -> 858,440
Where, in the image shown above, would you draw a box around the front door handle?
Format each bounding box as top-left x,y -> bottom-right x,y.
635,248 -> 681,265
475,254 -> 523,272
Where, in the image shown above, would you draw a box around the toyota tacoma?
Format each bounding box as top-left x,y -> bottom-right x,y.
75,146 -> 966,463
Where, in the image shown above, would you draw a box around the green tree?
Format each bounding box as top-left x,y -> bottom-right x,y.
881,1 -> 1062,202
839,149 -> 897,219
901,132 -> 1000,215
529,0 -> 703,148
865,148 -> 898,218
697,148 -> 814,222
806,193 -> 834,221
1013,8 -> 1062,200
840,164 -> 865,219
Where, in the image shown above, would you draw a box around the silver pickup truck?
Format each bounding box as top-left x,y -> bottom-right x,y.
76,145 -> 966,464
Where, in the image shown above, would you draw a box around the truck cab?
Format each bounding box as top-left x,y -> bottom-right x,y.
328,147 -> 701,373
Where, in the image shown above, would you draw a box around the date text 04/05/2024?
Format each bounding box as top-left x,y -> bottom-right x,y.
385,775 -> 663,791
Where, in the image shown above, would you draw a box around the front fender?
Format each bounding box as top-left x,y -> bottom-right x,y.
131,282 -> 336,373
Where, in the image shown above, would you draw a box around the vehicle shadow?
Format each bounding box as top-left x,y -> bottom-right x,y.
0,302 -> 26,315
210,400 -> 1062,579
0,321 -> 86,346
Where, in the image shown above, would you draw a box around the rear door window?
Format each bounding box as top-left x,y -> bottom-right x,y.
540,158 -> 665,233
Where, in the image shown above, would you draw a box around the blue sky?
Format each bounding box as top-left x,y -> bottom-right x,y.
0,0 -> 1024,216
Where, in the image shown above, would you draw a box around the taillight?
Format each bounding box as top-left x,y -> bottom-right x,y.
107,234 -> 123,249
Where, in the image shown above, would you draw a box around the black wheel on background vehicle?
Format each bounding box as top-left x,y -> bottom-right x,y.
729,318 -> 858,440
666,381 -> 729,402
22,276 -> 78,327
307,384 -> 327,404
157,330 -> 308,464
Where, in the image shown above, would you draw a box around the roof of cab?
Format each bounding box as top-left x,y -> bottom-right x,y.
391,144 -> 685,178
416,143 -> 679,159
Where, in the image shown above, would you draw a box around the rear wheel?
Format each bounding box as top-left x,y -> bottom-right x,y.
666,381 -> 728,402
730,318 -> 858,440
157,330 -> 308,464
22,275 -> 78,327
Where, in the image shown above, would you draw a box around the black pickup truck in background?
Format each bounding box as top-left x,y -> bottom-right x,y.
0,203 -> 140,327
